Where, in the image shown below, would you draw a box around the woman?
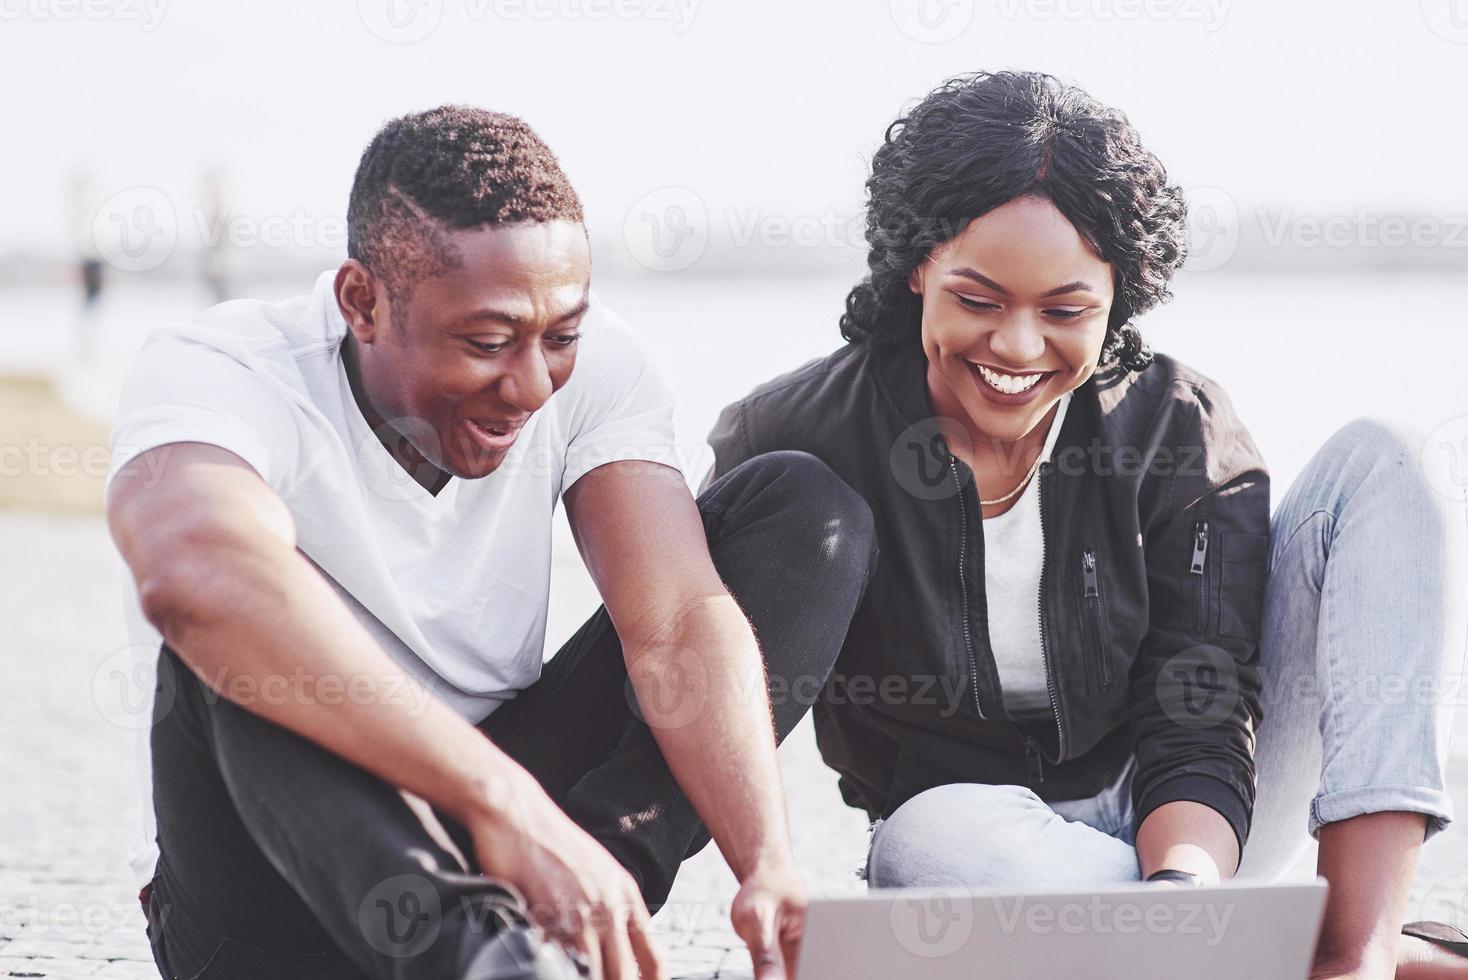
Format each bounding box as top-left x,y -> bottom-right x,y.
706,71 -> 1468,979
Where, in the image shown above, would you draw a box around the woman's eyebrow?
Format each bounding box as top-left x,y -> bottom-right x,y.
947,267 -> 1097,298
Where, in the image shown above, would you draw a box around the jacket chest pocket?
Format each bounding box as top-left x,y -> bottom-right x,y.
1078,547 -> 1118,695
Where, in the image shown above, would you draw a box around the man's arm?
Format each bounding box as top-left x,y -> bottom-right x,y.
108,443 -> 664,980
564,459 -> 804,980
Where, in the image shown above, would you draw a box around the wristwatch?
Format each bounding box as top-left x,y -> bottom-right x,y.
1145,869 -> 1206,888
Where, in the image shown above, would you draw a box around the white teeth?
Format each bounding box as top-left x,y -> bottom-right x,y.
971,363 -> 1046,394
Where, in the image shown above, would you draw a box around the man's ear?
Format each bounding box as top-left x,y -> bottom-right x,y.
335,260 -> 383,344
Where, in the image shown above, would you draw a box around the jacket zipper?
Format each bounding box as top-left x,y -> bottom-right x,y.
1034,460 -> 1063,779
1190,519 -> 1210,634
1081,548 -> 1111,689
950,455 -> 987,720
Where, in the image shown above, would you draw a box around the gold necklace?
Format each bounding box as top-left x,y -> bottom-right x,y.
978,450 -> 1044,507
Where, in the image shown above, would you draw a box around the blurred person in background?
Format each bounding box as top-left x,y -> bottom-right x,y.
68,169 -> 105,361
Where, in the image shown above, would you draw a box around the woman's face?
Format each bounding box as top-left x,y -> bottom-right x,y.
911,195 -> 1115,447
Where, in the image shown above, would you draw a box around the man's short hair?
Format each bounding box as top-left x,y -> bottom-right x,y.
346,105 -> 584,303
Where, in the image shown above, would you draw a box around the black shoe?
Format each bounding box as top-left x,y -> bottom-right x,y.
462,923 -> 585,980
1403,920 -> 1468,958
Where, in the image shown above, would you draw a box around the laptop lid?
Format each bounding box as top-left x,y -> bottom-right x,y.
798,879 -> 1328,980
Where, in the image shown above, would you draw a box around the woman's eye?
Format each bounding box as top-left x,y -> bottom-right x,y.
1045,309 -> 1088,320
956,296 -> 998,311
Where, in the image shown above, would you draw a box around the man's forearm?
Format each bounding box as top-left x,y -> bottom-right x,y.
141,529 -> 532,830
625,594 -> 795,880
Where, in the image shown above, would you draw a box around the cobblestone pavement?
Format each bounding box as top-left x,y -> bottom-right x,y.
3,513 -> 1466,979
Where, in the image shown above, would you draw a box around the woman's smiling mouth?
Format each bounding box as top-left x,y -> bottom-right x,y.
968,361 -> 1056,399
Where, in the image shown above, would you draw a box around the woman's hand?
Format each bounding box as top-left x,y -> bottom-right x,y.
730,861 -> 809,980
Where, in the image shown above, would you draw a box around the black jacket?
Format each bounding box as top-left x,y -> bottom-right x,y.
705,339 -> 1271,849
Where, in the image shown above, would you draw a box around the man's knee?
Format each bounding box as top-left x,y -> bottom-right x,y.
867,783 -> 1052,890
709,450 -> 879,587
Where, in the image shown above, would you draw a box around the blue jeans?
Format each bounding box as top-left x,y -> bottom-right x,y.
867,415 -> 1468,889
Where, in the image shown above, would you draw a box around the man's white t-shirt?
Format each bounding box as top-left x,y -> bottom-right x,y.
107,269 -> 684,886
981,389 -> 1072,717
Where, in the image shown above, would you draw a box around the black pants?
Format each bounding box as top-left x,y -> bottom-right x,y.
143,452 -> 877,980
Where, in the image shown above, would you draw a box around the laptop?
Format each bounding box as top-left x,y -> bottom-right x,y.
797,879 -> 1328,979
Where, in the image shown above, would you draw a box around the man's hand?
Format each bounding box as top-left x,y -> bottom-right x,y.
465,775 -> 666,980
730,862 -> 809,980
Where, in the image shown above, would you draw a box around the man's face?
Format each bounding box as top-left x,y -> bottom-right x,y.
342,219 -> 591,480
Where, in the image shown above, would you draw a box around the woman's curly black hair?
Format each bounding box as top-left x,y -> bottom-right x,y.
840,71 -> 1190,373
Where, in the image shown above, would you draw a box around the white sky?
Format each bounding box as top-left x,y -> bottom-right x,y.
3,0 -> 1465,256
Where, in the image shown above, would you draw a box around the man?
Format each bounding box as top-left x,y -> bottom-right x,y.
106,106 -> 877,980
